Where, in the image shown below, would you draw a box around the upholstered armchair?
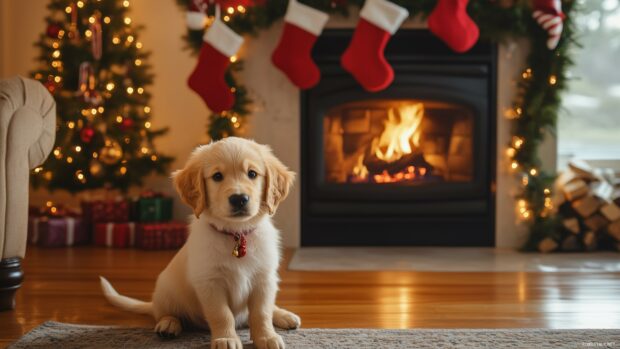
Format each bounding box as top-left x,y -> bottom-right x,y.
0,77 -> 56,310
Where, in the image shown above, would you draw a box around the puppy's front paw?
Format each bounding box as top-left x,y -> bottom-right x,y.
211,336 -> 243,349
273,308 -> 301,329
154,316 -> 182,339
254,334 -> 285,349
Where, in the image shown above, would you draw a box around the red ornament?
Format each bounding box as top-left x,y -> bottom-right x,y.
46,23 -> 62,38
120,118 -> 135,131
80,126 -> 95,143
44,81 -> 57,93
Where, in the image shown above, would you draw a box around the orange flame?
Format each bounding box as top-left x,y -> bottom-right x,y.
352,103 -> 425,182
372,104 -> 424,163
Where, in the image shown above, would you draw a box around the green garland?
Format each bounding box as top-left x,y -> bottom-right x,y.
175,0 -> 577,251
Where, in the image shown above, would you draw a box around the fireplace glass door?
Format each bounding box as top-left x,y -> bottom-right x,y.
301,29 -> 496,246
324,99 -> 474,186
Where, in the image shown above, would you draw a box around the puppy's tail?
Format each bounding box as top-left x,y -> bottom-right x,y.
99,276 -> 153,316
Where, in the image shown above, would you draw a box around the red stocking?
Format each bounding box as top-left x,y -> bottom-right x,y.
532,0 -> 564,50
428,0 -> 479,53
340,0 -> 408,92
187,17 -> 243,113
271,0 -> 329,89
186,0 -> 207,30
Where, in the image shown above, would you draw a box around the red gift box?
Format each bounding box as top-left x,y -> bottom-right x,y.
94,222 -> 136,248
82,199 -> 130,223
28,216 -> 89,247
136,222 -> 188,250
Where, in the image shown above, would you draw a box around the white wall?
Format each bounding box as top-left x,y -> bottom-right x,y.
1,1 -> 546,248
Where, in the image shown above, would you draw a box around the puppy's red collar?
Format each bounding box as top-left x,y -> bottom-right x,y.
209,224 -> 255,258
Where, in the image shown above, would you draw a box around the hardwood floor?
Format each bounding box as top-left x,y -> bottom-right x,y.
1,246 -> 620,347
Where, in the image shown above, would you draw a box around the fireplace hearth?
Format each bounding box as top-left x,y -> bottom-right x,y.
301,30 -> 497,246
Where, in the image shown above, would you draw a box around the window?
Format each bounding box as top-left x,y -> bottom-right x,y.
558,0 -> 620,169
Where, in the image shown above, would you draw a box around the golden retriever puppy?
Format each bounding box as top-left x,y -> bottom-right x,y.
100,137 -> 300,349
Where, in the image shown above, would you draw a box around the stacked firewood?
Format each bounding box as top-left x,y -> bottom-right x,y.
539,159 -> 620,253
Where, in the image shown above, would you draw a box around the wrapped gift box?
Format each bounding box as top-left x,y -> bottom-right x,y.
136,222 -> 188,250
82,199 -> 130,223
28,216 -> 89,247
94,222 -> 137,248
131,192 -> 173,222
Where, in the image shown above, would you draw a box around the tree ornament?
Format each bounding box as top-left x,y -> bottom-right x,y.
99,138 -> 123,165
90,14 -> 103,60
340,0 -> 408,92
428,0 -> 480,53
80,126 -> 96,143
271,0 -> 329,89
67,2 -> 80,42
89,159 -> 104,177
187,5 -> 243,112
532,0 -> 564,50
120,118 -> 135,131
46,23 -> 62,38
77,62 -> 103,105
44,80 -> 57,93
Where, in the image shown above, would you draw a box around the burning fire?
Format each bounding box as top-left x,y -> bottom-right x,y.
373,104 -> 424,162
352,103 -> 427,183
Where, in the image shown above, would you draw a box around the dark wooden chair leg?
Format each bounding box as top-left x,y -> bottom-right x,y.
0,257 -> 23,311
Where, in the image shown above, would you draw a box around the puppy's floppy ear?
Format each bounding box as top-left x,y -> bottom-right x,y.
261,145 -> 295,215
172,160 -> 208,218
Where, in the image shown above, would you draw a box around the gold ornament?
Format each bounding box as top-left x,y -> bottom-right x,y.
99,138 -> 123,165
89,159 -> 103,177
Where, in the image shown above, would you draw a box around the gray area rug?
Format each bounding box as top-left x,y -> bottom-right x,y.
8,321 -> 620,349
289,247 -> 620,272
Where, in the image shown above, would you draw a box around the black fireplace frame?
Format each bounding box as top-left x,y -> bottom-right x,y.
300,29 -> 497,246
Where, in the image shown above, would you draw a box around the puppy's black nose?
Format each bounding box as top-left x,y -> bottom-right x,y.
229,194 -> 250,210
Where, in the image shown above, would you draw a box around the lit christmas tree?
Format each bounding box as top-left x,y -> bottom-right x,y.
31,0 -> 173,192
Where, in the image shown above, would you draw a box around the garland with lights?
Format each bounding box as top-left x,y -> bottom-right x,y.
175,0 -> 577,251
31,0 -> 174,192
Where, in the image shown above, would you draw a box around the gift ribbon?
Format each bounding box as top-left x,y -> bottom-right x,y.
66,217 -> 76,246
105,223 -> 114,247
104,222 -> 136,247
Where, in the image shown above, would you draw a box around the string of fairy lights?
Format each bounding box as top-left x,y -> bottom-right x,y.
176,1 -> 577,250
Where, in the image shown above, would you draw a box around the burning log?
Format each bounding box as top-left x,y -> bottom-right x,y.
363,151 -> 433,177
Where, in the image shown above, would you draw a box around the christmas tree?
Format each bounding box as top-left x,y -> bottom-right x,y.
31,0 -> 173,192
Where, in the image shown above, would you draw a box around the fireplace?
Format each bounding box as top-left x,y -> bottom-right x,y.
301,30 -> 497,246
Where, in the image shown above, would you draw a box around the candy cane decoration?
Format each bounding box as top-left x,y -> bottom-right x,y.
532,0 -> 565,50
90,15 -> 103,60
69,2 -> 80,42
77,62 -> 103,105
